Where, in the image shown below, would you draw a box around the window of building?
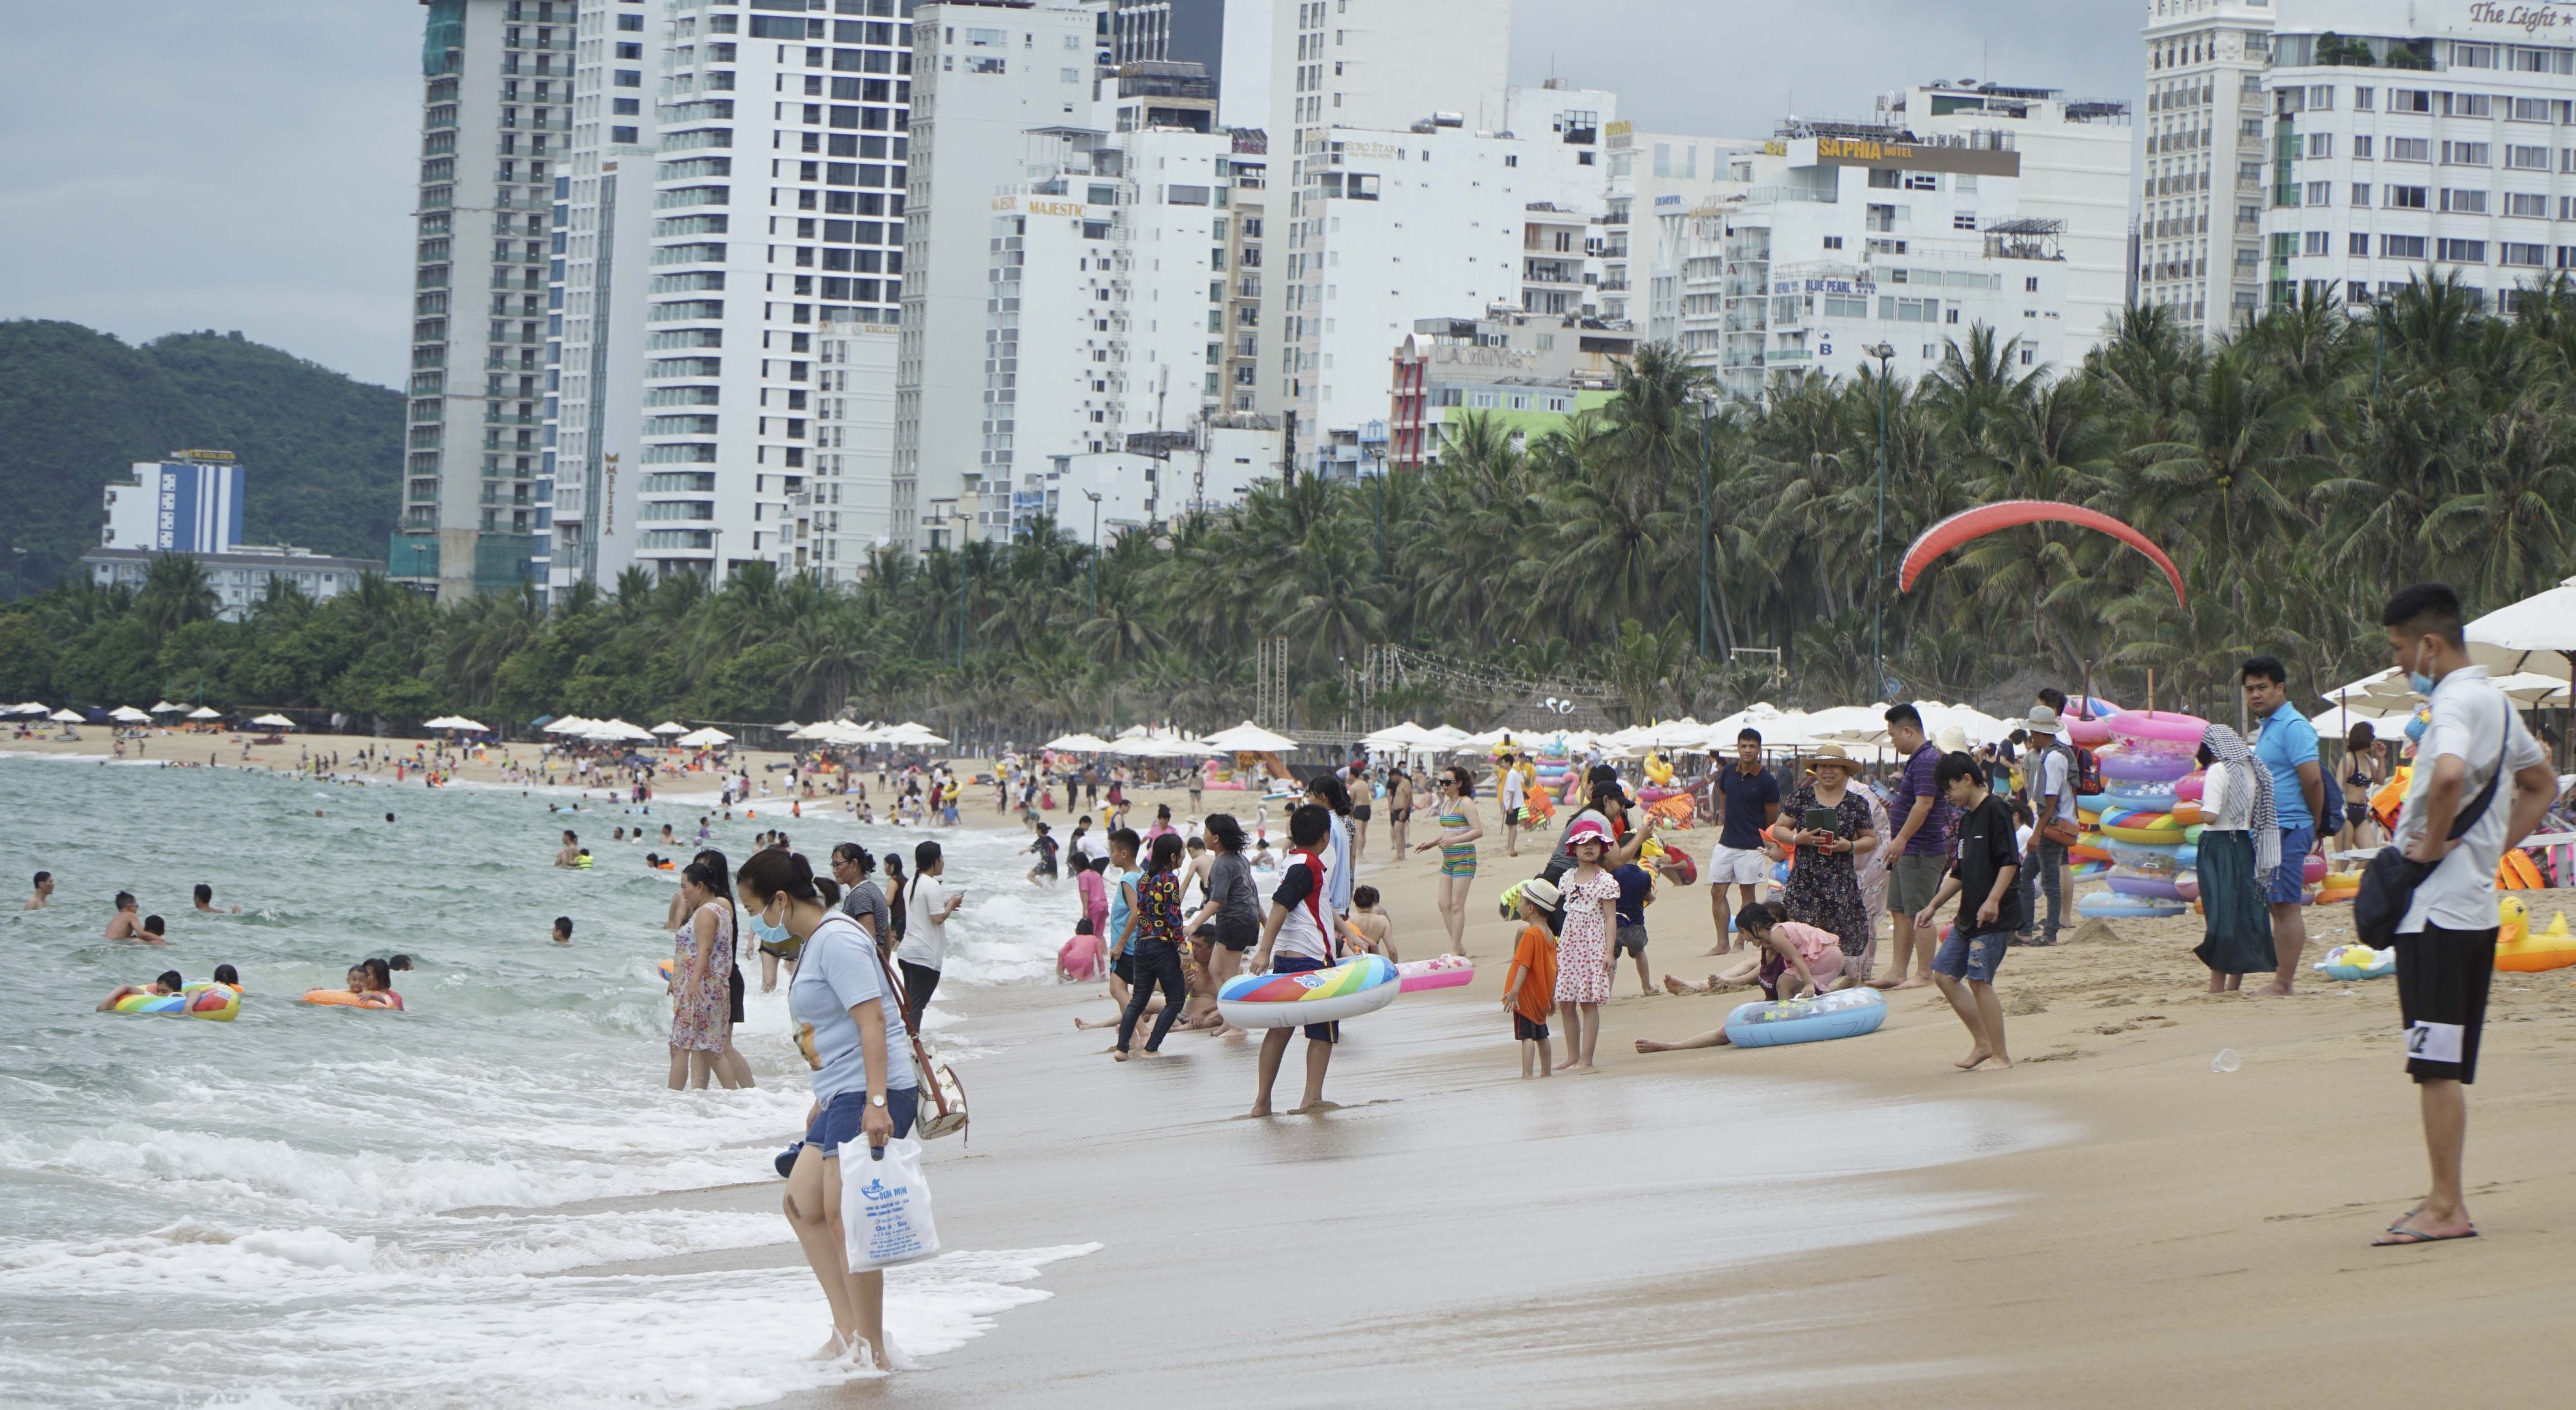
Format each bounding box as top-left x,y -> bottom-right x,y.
2508,191 -> 2549,217
1952,211 -> 1977,230
2349,231 -> 2371,256
2502,241 -> 2545,267
2507,144 -> 2550,171
2441,187 -> 2488,214
1821,235 -> 1843,250
2442,141 -> 2492,166
2307,132 -> 2333,158
2351,182 -> 2372,206
2389,89 -> 2433,114
2387,184 -> 2428,209
2384,233 -> 2427,259
2437,238 -> 2488,264
2302,231 -> 2329,256
2354,86 -> 2375,111
2453,42 -> 2499,69
2353,135 -> 2373,160
2307,180 -> 2331,206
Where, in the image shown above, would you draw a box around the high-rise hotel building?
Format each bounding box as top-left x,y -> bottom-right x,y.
403,0 -> 573,601
2260,0 -> 2576,316
2137,0 -> 2274,343
421,0 -> 921,599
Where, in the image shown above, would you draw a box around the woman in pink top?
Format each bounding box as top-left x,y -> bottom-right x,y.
1741,901 -> 1841,999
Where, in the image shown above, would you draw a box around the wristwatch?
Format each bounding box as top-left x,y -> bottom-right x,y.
869,1092 -> 887,1108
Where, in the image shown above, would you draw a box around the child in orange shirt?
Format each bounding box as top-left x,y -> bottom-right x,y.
1502,878 -> 1563,1079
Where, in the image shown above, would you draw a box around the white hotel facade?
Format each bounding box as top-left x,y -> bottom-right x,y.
2260,0 -> 2576,313
2138,0 -> 2276,343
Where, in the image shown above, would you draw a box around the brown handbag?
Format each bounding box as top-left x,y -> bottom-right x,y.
869,938 -> 970,1141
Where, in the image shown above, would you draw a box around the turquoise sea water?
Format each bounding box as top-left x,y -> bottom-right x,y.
0,754 -> 1087,1407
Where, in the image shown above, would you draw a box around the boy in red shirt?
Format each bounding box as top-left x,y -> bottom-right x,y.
1503,879 -> 1563,1079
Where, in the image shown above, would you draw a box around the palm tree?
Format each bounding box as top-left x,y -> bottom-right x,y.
135,553 -> 220,641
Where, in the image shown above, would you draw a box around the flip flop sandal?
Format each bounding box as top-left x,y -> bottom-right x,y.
2374,1225 -> 2477,1246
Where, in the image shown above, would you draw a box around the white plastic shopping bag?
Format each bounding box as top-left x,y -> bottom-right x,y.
842,1136 -> 940,1271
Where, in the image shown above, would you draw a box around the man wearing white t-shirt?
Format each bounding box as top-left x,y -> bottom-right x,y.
2373,583 -> 2555,1248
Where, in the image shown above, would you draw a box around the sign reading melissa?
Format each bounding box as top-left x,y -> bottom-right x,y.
1812,136 -> 2019,177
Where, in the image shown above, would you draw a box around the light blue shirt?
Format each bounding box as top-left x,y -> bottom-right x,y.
789,913 -> 918,1102
2251,700 -> 2321,831
1109,867 -> 1139,955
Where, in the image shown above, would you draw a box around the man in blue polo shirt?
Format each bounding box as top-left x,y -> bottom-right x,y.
2244,656 -> 2326,995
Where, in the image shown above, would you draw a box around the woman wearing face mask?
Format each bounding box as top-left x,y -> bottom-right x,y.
669,858 -> 742,1089
746,848 -> 920,1369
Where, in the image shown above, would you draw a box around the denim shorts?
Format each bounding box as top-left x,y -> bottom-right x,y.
1933,927 -> 2010,985
804,1085 -> 920,1158
2265,827 -> 2314,904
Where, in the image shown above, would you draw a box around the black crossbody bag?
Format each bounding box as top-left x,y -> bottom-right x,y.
2353,699 -> 2511,947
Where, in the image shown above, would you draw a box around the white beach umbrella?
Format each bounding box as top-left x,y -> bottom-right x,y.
149,701 -> 182,714
48,709 -> 86,723
1201,721 -> 1300,753
1359,721 -> 1436,750
650,720 -> 688,736
881,721 -> 951,747
2488,671 -> 2572,707
186,706 -> 223,720
676,727 -> 734,748
447,717 -> 493,734
1044,731 -> 1115,752
108,706 -> 152,723
249,714 -> 296,730
542,716 -> 593,734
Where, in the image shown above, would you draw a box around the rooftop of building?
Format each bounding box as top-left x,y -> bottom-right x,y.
82,544 -> 386,569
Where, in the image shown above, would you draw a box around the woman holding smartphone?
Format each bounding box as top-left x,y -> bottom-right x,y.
1769,745 -> 1878,979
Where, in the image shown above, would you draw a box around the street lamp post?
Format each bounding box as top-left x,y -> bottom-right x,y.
1868,342 -> 1896,699
1083,490 -> 1102,618
1695,395 -> 1714,657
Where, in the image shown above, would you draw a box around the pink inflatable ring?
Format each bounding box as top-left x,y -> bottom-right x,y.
2107,709 -> 2207,746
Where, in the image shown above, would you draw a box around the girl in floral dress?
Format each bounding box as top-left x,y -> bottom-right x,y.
1551,819 -> 1620,1071
667,859 -> 739,1089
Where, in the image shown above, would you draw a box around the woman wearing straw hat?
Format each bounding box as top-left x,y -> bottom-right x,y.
1768,745 -> 1880,977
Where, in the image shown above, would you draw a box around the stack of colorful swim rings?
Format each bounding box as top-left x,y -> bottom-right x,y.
1531,737 -> 1576,805
2076,708 -> 2203,921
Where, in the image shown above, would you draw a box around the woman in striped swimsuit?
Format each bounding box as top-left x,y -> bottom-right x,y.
1413,765 -> 1486,956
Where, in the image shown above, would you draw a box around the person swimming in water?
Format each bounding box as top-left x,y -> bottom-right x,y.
104,893 -> 151,941
192,883 -> 240,915
97,970 -> 187,1011
25,871 -> 52,910
555,830 -> 581,867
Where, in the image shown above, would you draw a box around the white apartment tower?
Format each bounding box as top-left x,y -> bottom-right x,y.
1607,129 -> 1761,336
898,3 -> 1101,550
811,315 -> 902,578
2261,0 -> 2576,316
544,0 -> 663,597
602,0 -> 921,586
2139,0 -> 2276,341
1264,0 -> 1512,439
404,0 -> 571,601
1895,80 -> 2136,351
1663,133 -> 2069,402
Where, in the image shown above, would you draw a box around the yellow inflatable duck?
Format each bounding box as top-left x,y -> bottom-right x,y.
2496,911 -> 2576,973
1644,753 -> 1675,787
2500,896 -> 2529,948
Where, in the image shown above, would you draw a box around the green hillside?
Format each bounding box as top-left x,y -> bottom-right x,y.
0,320 -> 401,596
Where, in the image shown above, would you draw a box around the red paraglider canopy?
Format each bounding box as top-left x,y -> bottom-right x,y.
1899,500 -> 2187,606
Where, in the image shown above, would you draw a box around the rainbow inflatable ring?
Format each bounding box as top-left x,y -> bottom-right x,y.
111,982 -> 241,1021
1217,953 -> 1400,1028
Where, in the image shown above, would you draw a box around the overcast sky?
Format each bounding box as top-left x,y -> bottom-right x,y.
0,0 -> 2143,389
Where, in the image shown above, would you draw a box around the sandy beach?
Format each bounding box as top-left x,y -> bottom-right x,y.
16,730 -> 2573,1406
